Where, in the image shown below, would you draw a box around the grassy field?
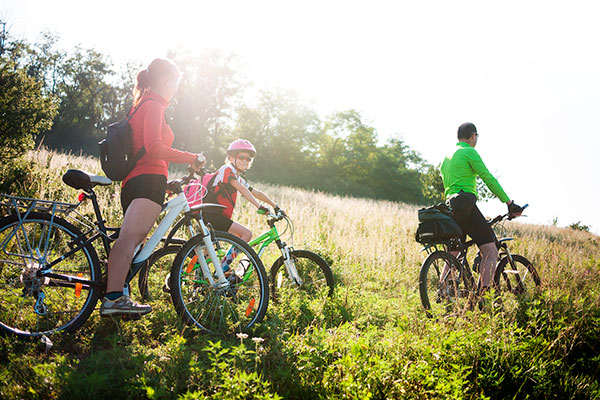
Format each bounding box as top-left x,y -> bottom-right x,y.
0,149 -> 599,399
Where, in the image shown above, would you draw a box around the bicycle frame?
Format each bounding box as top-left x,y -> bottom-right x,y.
419,220 -> 520,288
4,178 -> 231,299
248,215 -> 302,285
249,225 -> 279,258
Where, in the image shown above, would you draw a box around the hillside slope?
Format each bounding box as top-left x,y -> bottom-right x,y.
0,149 -> 598,399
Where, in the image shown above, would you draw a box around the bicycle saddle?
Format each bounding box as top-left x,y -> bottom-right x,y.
62,169 -> 112,191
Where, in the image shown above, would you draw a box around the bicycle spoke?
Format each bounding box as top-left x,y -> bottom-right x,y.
0,214 -> 100,337
170,231 -> 268,335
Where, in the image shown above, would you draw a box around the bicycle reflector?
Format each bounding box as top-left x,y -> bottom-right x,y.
245,298 -> 256,317
186,255 -> 198,274
78,193 -> 86,202
74,273 -> 83,297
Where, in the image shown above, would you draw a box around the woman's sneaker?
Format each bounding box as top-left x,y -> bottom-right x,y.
99,295 -> 152,317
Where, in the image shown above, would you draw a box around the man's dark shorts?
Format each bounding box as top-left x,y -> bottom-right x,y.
121,174 -> 167,214
449,191 -> 496,246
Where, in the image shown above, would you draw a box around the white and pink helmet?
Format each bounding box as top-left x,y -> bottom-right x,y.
227,139 -> 256,157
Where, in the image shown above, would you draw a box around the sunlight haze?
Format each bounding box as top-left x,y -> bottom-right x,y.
3,0 -> 599,233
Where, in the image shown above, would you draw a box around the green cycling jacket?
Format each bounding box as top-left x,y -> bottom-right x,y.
440,142 -> 510,203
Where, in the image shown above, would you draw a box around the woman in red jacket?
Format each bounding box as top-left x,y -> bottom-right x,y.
100,58 -> 205,317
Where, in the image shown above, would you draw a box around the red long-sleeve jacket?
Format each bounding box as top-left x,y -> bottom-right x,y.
122,91 -> 196,187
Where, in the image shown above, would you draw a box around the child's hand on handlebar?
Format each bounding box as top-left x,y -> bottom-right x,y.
274,205 -> 286,217
257,205 -> 270,215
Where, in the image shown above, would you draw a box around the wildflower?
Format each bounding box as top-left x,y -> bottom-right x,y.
251,337 -> 265,344
236,332 -> 249,340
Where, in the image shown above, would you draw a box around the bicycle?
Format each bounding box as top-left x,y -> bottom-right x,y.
140,206 -> 334,303
249,209 -> 334,301
0,168 -> 269,338
418,204 -> 541,318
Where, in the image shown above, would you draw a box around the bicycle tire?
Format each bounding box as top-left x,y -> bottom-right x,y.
419,250 -> 474,318
0,212 -> 101,337
494,254 -> 541,295
163,214 -> 201,248
169,231 -> 269,335
138,245 -> 181,302
269,250 -> 334,302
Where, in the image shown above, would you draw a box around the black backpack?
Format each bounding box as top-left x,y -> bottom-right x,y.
98,99 -> 152,181
415,203 -> 463,244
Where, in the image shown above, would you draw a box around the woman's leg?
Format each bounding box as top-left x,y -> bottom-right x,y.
106,198 -> 162,293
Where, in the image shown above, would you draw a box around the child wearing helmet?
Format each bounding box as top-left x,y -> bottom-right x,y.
202,139 -> 278,242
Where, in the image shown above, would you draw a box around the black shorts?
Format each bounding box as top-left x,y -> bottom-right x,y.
120,174 -> 167,214
202,212 -> 234,232
459,204 -> 496,246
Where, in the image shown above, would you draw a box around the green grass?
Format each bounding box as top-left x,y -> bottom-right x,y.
0,149 -> 599,399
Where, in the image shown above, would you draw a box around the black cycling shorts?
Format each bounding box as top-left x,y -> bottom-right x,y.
202,212 -> 234,232
458,203 -> 496,246
120,174 -> 167,214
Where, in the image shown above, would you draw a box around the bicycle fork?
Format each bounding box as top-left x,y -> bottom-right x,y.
280,246 -> 302,286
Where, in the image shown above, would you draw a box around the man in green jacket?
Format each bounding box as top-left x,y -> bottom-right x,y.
441,122 -> 523,292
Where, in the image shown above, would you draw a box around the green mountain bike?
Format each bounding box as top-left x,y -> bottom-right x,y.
249,208 -> 334,302
142,208 -> 334,303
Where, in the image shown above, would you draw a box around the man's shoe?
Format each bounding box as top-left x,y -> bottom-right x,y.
100,295 -> 152,317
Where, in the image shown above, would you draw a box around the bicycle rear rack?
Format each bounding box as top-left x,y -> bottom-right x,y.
1,194 -> 79,220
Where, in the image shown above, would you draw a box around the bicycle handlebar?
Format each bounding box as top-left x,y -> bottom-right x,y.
489,203 -> 529,225
165,167 -> 205,194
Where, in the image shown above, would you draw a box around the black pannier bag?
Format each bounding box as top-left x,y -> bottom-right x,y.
415,203 -> 463,244
98,99 -> 151,181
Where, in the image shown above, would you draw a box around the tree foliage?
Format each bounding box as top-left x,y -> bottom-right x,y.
169,48 -> 245,162
1,28 -> 444,205
0,58 -> 58,161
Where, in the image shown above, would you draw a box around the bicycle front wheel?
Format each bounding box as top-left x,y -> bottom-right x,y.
169,231 -> 268,335
0,213 -> 101,337
138,245 -> 180,302
270,250 -> 334,302
419,250 -> 473,318
494,254 -> 540,295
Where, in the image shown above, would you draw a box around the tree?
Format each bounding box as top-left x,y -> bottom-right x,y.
233,89 -> 321,185
41,47 -> 120,154
369,136 -> 426,203
568,221 -> 590,232
421,164 -> 445,204
169,49 -> 245,161
0,58 -> 58,161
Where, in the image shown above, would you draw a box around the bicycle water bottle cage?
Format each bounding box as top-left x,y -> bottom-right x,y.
63,169 -> 112,192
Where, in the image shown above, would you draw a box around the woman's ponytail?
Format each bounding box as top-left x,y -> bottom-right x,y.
132,59 -> 180,106
133,69 -> 151,106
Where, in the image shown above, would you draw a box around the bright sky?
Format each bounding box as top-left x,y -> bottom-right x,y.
3,0 -> 599,234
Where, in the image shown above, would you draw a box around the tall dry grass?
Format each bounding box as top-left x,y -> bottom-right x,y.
0,148 -> 597,399
17,148 -> 600,322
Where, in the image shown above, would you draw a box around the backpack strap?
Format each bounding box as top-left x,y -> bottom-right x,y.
126,98 -> 151,121
126,98 -> 159,163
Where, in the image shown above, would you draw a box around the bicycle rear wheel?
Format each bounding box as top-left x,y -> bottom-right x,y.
0,213 -> 101,337
419,250 -> 474,318
270,250 -> 334,302
169,231 -> 268,335
494,254 -> 540,295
